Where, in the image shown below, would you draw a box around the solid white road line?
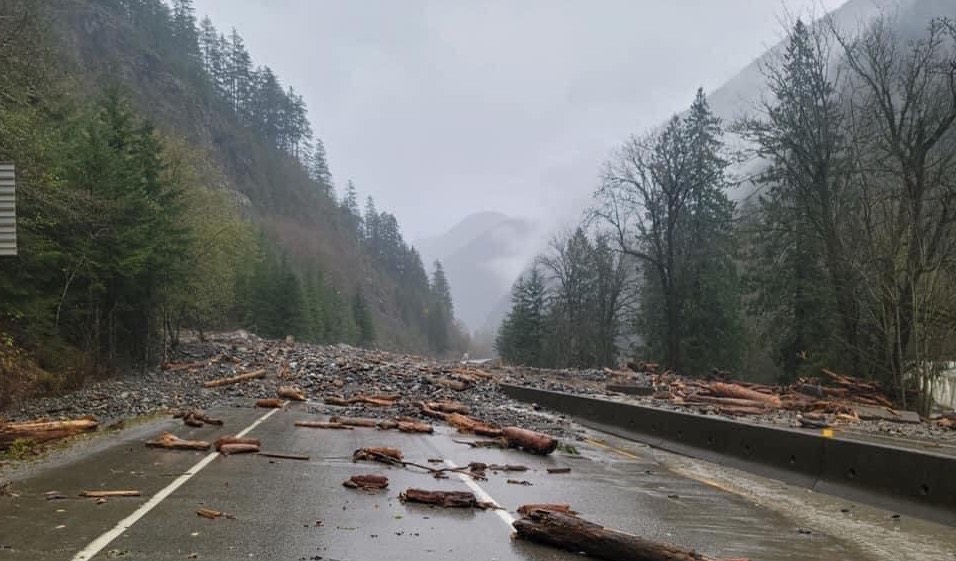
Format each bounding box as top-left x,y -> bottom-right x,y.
70,407 -> 282,561
444,460 -> 516,527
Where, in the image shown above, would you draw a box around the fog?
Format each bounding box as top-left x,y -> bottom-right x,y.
194,0 -> 846,240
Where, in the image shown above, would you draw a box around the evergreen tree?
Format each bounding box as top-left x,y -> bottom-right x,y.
170,0 -> 200,65
352,289 -> 375,346
496,268 -> 547,366
310,138 -> 334,193
227,28 -> 252,116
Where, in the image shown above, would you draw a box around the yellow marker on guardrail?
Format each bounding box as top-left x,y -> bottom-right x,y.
821,428 -> 834,438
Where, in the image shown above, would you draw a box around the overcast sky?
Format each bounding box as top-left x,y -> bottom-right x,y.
194,0 -> 847,240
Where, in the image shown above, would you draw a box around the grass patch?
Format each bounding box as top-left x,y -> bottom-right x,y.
1,438 -> 42,461
556,442 -> 580,455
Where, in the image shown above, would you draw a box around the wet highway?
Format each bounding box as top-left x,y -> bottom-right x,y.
1,403 -> 954,561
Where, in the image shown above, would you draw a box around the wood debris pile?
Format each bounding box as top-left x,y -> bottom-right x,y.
648,368 -> 922,428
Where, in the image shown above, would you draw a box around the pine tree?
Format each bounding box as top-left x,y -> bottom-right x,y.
496,268 -> 547,366
310,138 -> 334,193
227,28 -> 252,116
170,0 -> 200,65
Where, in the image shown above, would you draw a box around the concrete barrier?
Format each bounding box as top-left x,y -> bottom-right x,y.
500,384 -> 955,525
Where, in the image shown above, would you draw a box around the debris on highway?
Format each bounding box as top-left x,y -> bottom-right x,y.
219,443 -> 260,455
352,447 -> 404,462
79,490 -> 141,498
145,432 -> 211,451
0,417 -> 98,450
277,386 -> 306,401
255,398 -> 284,408
202,369 -> 266,388
329,416 -> 391,428
546,467 -> 571,474
342,474 -> 389,490
395,420 -> 434,433
196,507 -> 235,520
177,410 -> 223,427
399,488 -> 496,510
502,426 -> 558,455
214,436 -> 261,451
516,504 -> 577,515
513,507 -> 748,561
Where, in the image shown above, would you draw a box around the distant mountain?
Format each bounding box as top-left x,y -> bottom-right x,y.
416,212 -> 543,331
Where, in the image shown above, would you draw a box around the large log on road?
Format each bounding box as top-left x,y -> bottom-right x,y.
400,489 -> 480,508
145,432 -> 211,451
502,426 -> 558,455
0,417 -> 98,449
513,508 -> 749,561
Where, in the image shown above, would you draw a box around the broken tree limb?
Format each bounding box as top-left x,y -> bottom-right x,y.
502,426 -> 558,455
709,383 -> 781,408
219,443 -> 260,455
324,395 -> 398,407
424,401 -> 470,414
446,413 -> 503,437
399,488 -> 495,509
196,507 -> 234,520
214,436 -> 261,451
79,490 -> 140,498
328,416 -> 381,428
255,398 -> 284,409
145,432 -> 211,451
343,474 -> 389,490
396,420 -> 434,434
202,369 -> 266,388
277,386 -> 306,401
0,417 -> 99,449
513,508 -> 746,561
181,411 -> 223,427
295,421 -> 353,430
517,504 -> 577,515
352,447 -> 403,462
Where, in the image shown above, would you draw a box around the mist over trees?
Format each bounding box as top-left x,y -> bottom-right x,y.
497,14 -> 956,413
0,0 -> 466,400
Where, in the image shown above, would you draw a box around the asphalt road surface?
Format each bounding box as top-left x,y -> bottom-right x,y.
1,403 -> 954,561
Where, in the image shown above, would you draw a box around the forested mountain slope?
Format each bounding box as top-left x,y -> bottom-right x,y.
0,0 -> 464,405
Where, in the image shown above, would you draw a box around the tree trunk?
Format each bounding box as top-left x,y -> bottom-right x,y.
513,508 -> 741,561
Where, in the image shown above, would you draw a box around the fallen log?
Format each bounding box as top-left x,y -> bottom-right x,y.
0,417 -> 99,449
182,411 -> 223,427
425,401 -> 470,414
502,426 -> 558,455
343,474 -> 389,490
517,504 -> 577,515
294,421 -> 353,430
214,436 -> 261,451
396,420 -> 434,434
145,432 -> 211,451
453,438 -> 508,449
219,443 -> 259,455
324,395 -> 398,407
363,393 -> 401,402
709,383 -> 781,408
277,386 -> 306,401
202,369 -> 266,388
79,490 -> 140,498
547,467 -> 571,474
196,507 -> 234,520
399,488 -> 494,509
255,398 -> 284,409
513,508 -> 747,561
352,447 -> 403,462
446,413 -> 503,437
418,402 -> 449,420
328,416 -> 380,428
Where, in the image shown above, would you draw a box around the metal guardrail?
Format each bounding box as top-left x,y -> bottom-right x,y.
499,383 -> 956,526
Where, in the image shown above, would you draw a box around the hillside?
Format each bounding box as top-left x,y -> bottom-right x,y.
417,212 -> 541,331
0,0 -> 465,404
